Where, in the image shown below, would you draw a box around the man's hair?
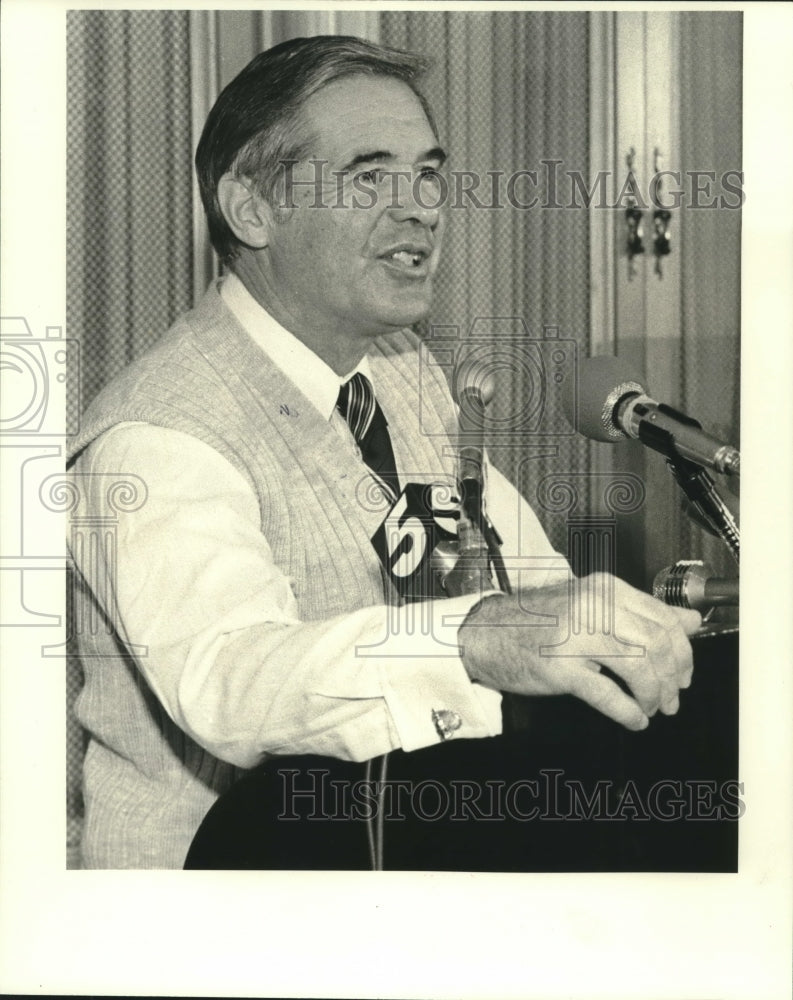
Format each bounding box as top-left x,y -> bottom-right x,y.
195,34 -> 435,265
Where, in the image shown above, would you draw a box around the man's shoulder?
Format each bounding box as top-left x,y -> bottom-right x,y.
68,283 -> 238,461
89,281 -> 224,382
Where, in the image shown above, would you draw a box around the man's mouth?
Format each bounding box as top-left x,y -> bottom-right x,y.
378,246 -> 431,271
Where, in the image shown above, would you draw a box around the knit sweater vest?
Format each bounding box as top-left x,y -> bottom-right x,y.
68,282 -> 460,868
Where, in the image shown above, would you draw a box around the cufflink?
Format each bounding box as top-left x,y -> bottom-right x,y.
432,708 -> 462,741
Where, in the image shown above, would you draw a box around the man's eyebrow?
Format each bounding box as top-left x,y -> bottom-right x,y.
422,146 -> 448,167
340,146 -> 448,172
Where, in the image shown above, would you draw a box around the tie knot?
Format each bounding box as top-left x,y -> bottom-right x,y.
336,372 -> 376,443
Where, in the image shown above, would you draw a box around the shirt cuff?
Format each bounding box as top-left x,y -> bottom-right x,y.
317,593 -> 504,754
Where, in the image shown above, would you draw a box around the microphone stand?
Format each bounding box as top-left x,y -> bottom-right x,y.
483,518 -> 512,595
666,453 -> 739,566
463,483 -> 512,596
444,480 -> 512,597
453,381 -> 512,597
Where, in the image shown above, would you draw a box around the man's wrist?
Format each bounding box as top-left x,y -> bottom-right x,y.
461,590 -> 507,626
458,591 -> 508,683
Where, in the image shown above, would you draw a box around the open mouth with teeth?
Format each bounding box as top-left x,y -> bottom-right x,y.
381,249 -> 429,270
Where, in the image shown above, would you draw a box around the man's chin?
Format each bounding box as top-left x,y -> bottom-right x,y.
377,294 -> 434,331
376,314 -> 430,336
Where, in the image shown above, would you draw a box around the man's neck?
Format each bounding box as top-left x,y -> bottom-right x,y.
230,257 -> 372,376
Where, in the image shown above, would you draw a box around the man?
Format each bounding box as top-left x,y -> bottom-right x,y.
68,35 -> 700,869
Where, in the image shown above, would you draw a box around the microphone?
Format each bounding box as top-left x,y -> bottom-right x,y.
457,373 -> 495,522
653,560 -> 739,613
451,372 -> 511,595
567,356 -> 740,477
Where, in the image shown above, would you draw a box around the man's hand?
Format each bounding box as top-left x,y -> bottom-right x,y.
458,573 -> 701,731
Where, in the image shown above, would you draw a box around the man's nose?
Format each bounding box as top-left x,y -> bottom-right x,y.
387,172 -> 442,228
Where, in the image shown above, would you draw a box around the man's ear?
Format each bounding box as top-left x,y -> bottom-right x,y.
216,173 -> 275,249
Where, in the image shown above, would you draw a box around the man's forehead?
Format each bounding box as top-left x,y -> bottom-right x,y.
298,74 -> 438,162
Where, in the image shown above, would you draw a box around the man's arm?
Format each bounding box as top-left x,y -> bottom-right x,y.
71,423 -> 503,768
466,456 -> 701,728
73,420 -> 697,768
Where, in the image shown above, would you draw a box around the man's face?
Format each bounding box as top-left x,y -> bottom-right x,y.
260,74 -> 446,363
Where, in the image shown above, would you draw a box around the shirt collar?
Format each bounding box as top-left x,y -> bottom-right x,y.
219,271 -> 372,422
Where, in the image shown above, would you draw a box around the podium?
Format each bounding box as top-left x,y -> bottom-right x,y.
185,630 -> 738,872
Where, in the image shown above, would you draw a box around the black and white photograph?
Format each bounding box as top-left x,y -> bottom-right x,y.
1,2 -> 791,998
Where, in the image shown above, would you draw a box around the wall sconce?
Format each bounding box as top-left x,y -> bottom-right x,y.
653,208 -> 672,276
625,148 -> 644,280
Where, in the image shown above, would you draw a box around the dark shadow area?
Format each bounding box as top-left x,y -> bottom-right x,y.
186,631 -> 738,872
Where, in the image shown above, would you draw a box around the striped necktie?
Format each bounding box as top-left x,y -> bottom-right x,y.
336,372 -> 400,500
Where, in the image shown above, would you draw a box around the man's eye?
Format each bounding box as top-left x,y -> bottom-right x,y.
417,167 -> 444,192
356,168 -> 384,185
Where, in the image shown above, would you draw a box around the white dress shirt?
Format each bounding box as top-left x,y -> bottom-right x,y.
71,273 -> 566,767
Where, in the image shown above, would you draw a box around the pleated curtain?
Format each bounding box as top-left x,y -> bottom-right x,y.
382,12 -> 594,560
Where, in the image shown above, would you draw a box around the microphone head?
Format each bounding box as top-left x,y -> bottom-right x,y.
457,372 -> 495,434
564,355 -> 646,442
653,560 -> 709,611
458,371 -> 496,407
